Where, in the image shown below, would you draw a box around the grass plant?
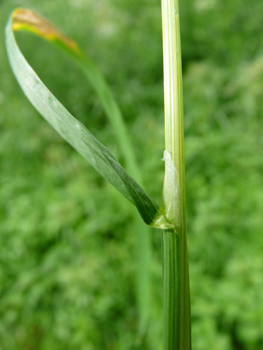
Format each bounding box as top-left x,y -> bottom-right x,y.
5,2 -> 191,349
2,0 -> 263,349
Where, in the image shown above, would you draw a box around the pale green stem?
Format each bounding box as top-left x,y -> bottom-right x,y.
161,0 -> 191,349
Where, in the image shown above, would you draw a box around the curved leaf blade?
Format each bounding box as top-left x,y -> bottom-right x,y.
5,9 -> 173,230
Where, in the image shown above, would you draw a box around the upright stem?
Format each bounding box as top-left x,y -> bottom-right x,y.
161,0 -> 191,349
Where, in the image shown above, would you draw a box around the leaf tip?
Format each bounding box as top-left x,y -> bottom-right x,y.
11,8 -> 81,56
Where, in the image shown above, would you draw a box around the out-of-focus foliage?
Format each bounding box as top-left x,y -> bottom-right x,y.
0,0 -> 263,349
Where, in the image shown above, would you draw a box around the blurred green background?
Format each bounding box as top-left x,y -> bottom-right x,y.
1,0 -> 263,349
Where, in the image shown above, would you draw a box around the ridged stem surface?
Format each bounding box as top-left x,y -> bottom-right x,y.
161,0 -> 191,348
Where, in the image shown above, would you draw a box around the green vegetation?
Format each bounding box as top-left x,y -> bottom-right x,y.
1,0 -> 263,349
161,0 -> 191,348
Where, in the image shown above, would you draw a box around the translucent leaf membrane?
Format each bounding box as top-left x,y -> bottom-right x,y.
5,9 -> 173,230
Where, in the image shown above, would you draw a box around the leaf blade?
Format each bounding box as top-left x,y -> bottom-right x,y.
5,9 -> 173,230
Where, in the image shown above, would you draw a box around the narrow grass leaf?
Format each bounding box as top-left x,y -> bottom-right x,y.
5,10 -> 173,230
10,8 -> 155,332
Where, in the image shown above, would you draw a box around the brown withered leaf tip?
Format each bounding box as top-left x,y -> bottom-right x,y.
12,8 -> 79,52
